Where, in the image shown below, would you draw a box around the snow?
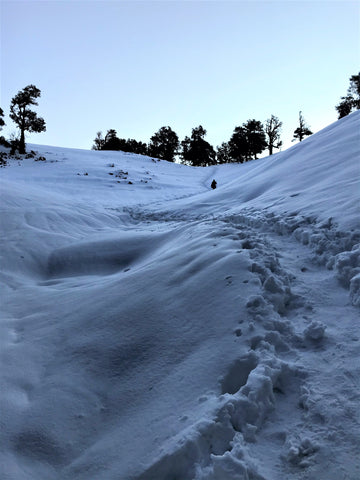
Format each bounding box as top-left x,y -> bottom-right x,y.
0,111 -> 359,480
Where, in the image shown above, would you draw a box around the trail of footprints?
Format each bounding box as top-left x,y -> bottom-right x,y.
189,217 -> 328,478
124,205 -> 356,479
209,217 -> 328,477
136,214 -> 330,480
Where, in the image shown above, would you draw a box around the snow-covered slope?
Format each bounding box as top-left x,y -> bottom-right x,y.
1,112 -> 359,480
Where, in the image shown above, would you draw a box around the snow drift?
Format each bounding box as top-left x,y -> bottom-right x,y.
0,112 -> 359,480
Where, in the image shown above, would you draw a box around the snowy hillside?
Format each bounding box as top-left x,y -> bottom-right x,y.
1,112 -> 359,480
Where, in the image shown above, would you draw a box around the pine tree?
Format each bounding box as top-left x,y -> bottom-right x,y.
228,119 -> 267,162
180,126 -> 216,166
102,129 -> 123,150
10,85 -> 46,154
148,126 -> 179,162
293,111 -> 312,142
228,126 -> 248,163
336,73 -> 360,119
244,119 -> 267,159
216,142 -> 232,164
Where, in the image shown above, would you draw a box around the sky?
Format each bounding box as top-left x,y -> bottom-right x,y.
1,0 -> 359,153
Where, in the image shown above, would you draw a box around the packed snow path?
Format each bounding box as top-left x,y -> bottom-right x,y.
1,112 -> 359,479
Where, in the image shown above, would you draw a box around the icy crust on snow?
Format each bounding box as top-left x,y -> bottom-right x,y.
1,113 -> 359,480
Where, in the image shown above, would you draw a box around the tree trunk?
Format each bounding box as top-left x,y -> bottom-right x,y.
19,128 -> 26,154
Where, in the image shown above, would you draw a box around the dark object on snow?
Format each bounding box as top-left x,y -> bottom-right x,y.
211,179 -> 217,189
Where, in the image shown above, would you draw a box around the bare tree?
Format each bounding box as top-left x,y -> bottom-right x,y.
265,115 -> 282,155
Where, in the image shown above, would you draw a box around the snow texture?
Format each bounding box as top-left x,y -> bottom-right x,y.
1,112 -> 359,479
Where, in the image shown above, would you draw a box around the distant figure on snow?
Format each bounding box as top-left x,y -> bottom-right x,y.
211,179 -> 217,189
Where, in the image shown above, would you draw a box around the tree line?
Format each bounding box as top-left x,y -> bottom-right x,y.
0,73 -> 358,158
91,71 -> 359,165
92,113 -> 310,166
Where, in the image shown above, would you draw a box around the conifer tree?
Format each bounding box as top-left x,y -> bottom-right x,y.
10,85 -> 46,154
293,111 -> 312,142
148,126 -> 179,162
228,119 -> 267,162
216,142 -> 232,164
335,73 -> 360,119
228,126 -> 248,163
180,126 -> 216,166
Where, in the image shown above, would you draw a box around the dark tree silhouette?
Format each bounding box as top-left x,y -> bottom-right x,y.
228,126 -> 248,163
0,108 -> 5,130
293,111 -> 312,142
180,126 -> 216,166
97,129 -> 147,154
148,126 -> 179,162
180,136 -> 191,162
10,85 -> 46,154
265,115 -> 282,155
216,142 -> 232,164
100,129 -> 121,150
125,138 -> 148,155
103,129 -> 119,149
336,73 -> 360,119
0,107 -> 8,147
336,99 -> 353,119
244,119 -> 267,159
228,119 -> 267,162
92,131 -> 105,150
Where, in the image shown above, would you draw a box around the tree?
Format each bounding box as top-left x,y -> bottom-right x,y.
293,111 -> 312,142
244,119 -> 267,159
101,129 -> 125,151
216,142 -> 232,164
336,99 -> 353,119
10,85 -> 46,154
103,129 -> 119,150
148,126 -> 179,162
180,125 -> 216,166
0,107 -> 9,147
228,126 -> 248,163
97,129 -> 148,155
180,136 -> 191,164
0,108 -> 5,130
92,131 -> 105,150
265,115 -> 282,155
336,73 -> 360,119
228,119 -> 267,162
125,138 -> 148,155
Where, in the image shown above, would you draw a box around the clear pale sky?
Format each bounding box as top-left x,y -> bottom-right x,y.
1,0 -> 359,153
